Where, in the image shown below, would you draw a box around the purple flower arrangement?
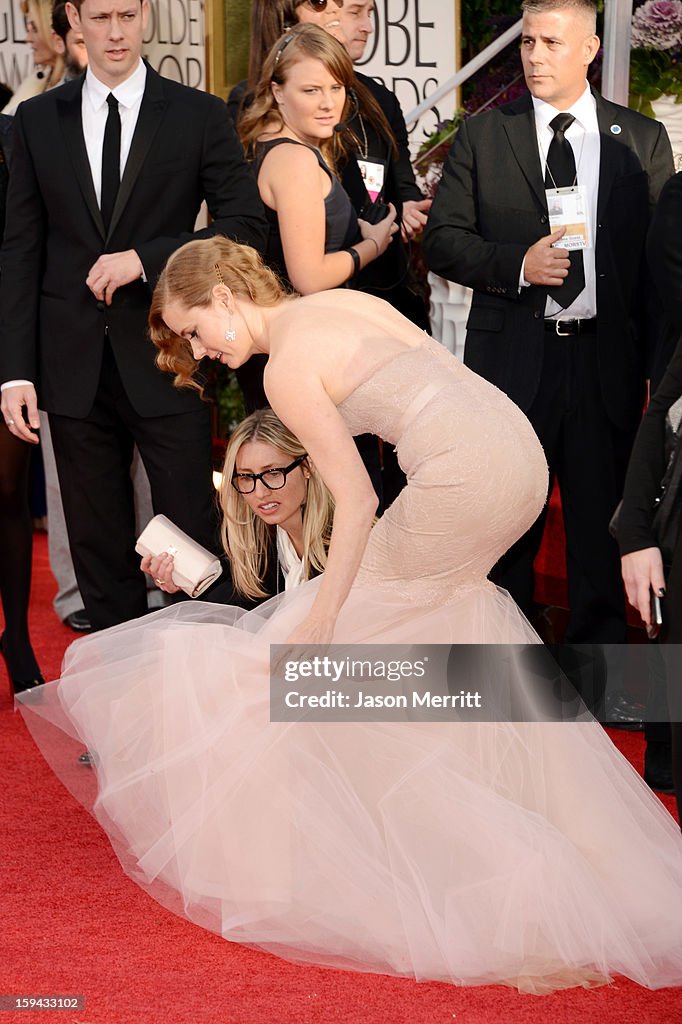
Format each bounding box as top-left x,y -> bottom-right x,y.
631,0 -> 682,51
630,0 -> 682,115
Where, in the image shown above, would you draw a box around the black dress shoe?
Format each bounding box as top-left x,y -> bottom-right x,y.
602,691 -> 645,730
644,741 -> 675,795
0,633 -> 45,695
64,609 -> 92,633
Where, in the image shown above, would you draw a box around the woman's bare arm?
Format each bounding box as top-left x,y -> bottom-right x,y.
259,144 -> 394,294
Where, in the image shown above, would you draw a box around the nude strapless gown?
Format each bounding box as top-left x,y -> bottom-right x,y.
18,338 -> 682,993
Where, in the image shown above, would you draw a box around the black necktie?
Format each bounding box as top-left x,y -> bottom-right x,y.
101,92 -> 121,232
544,112 -> 585,308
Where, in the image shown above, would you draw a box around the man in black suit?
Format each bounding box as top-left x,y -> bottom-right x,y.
423,0 -> 673,646
0,0 -> 267,630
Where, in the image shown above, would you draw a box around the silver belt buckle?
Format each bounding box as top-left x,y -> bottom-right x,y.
555,319 -> 574,336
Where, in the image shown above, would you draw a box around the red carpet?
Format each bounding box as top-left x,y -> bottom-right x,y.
1,535 -> 681,1024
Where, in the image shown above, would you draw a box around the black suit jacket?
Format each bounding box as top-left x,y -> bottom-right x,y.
0,66 -> 267,418
647,171 -> 682,388
342,73 -> 426,320
341,72 -> 422,215
423,90 -> 673,429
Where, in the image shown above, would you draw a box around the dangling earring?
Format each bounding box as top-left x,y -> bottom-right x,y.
225,310 -> 236,343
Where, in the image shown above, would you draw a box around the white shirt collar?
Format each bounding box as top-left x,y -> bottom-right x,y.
83,59 -> 147,113
276,526 -> 305,591
532,83 -> 598,136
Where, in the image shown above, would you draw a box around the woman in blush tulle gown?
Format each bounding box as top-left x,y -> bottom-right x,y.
17,237 -> 682,995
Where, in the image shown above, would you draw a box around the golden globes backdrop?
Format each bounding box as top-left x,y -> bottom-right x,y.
1,0 -> 455,140
355,0 -> 457,150
0,0 -> 206,92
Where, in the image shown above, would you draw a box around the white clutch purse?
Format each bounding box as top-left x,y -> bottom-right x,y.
135,514 -> 223,598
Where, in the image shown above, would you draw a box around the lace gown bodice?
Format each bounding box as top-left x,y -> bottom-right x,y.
337,336 -> 548,599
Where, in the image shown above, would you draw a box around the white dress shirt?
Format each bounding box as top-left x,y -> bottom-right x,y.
276,527 -> 305,592
522,83 -> 600,320
82,59 -> 147,205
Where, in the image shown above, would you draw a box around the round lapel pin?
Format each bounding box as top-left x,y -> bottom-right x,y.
610,124 -> 622,135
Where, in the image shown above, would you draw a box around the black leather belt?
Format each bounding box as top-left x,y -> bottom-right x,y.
544,318 -> 597,336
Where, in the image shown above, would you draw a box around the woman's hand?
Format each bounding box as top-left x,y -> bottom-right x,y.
140,552 -> 181,593
621,546 -> 665,634
286,613 -> 336,647
358,202 -> 399,259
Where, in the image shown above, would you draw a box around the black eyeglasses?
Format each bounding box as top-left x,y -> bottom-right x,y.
232,455 -> 307,494
299,0 -> 344,11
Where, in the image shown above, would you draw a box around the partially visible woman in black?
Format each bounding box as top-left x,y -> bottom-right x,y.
0,113 -> 44,693
619,172 -> 682,824
619,347 -> 682,824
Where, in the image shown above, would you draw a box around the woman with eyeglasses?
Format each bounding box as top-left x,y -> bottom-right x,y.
18,235 -> 682,994
143,408 -> 333,601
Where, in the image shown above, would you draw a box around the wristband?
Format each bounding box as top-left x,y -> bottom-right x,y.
367,237 -> 380,258
346,246 -> 361,281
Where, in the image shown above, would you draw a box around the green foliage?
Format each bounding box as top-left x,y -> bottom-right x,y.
629,48 -> 682,118
460,0 -> 520,62
415,111 -> 464,166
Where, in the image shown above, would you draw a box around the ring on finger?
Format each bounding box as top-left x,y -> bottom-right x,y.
155,577 -> 164,585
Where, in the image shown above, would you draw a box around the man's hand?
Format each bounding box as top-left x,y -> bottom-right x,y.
523,227 -> 571,287
401,198 -> 432,241
1,383 -> 40,444
86,250 -> 144,306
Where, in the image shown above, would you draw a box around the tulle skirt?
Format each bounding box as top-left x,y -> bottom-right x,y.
18,578 -> 682,994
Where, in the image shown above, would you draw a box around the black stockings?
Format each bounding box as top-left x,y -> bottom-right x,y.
0,424 -> 41,681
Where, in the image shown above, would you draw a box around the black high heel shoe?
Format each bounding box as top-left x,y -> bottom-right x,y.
0,633 -> 45,695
